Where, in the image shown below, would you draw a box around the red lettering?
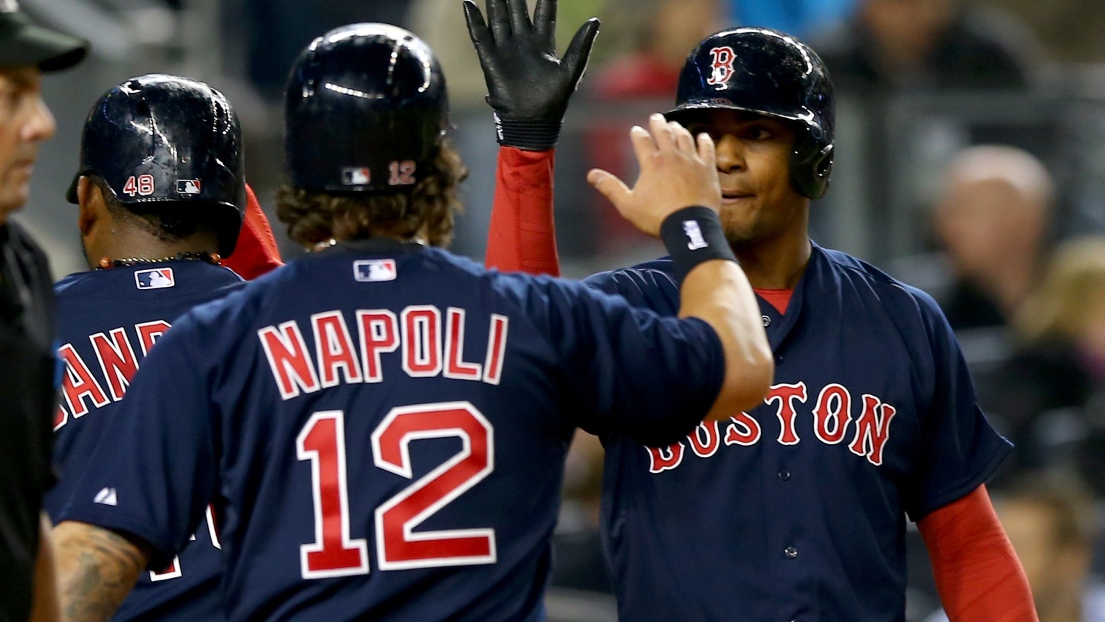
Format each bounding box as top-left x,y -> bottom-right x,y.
689,421 -> 721,458
312,311 -> 362,388
258,321 -> 320,400
401,306 -> 442,377
135,320 -> 171,355
848,395 -> 897,466
90,328 -> 139,401
647,443 -> 685,473
724,412 -> 762,446
444,308 -> 482,381
482,314 -> 509,385
813,383 -> 852,445
767,382 -> 807,445
357,310 -> 399,383
58,344 -> 110,418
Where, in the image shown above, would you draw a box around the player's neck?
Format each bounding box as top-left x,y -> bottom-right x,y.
731,232 -> 812,290
89,234 -> 219,270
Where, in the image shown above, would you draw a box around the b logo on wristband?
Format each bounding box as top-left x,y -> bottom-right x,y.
683,220 -> 709,250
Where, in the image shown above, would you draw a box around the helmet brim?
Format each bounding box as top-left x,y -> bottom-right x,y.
663,100 -> 813,126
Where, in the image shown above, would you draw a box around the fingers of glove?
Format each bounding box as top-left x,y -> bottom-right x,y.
650,113 -> 676,153
463,1 -> 495,50
486,0 -> 512,42
506,0 -> 532,35
671,121 -> 695,153
629,125 -> 658,167
697,133 -> 717,169
563,18 -> 600,88
534,0 -> 556,38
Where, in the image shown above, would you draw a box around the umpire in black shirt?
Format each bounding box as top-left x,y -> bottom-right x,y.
0,2 -> 86,620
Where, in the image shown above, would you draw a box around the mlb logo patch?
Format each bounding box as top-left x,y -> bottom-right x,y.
176,179 -> 202,194
135,268 -> 175,290
342,167 -> 371,185
354,259 -> 397,282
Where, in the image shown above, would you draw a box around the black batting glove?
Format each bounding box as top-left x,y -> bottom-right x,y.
463,0 -> 600,151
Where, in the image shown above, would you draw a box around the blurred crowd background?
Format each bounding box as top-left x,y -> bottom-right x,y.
19,0 -> 1105,620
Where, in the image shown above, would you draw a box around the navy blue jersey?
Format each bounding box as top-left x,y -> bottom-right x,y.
585,245 -> 1011,622
48,261 -> 243,622
58,239 -> 725,622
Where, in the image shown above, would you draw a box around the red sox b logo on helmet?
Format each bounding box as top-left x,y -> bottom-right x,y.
706,46 -> 736,87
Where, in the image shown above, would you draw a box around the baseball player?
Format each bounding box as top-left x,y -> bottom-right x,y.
0,4 -> 86,620
47,74 -> 282,621
476,22 -> 1040,621
49,24 -> 773,621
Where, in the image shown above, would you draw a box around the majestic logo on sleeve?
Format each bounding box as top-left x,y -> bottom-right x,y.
94,487 -> 118,506
646,381 -> 897,473
135,268 -> 175,290
706,46 -> 736,86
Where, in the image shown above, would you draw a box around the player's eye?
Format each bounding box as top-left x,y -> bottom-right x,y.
742,126 -> 773,141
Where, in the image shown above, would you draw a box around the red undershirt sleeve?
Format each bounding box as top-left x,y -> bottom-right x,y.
917,484 -> 1038,622
223,184 -> 284,280
484,147 -> 560,276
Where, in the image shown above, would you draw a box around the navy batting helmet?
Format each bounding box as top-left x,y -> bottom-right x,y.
67,74 -> 246,256
284,23 -> 448,194
665,28 -> 835,200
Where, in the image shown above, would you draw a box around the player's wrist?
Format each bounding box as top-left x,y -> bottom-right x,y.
660,206 -> 738,284
494,113 -> 562,151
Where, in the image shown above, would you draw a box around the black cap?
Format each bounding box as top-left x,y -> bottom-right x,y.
0,1 -> 88,72
66,74 -> 246,257
284,23 -> 448,194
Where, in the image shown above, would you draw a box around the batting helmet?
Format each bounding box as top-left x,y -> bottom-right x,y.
283,23 -> 448,194
67,74 -> 245,256
665,28 -> 835,200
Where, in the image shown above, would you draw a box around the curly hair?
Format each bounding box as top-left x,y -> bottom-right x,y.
276,140 -> 467,248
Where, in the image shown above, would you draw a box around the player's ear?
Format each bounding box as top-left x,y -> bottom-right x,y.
77,177 -> 106,237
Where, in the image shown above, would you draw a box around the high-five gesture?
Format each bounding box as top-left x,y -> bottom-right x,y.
463,0 -> 600,150
588,114 -> 722,237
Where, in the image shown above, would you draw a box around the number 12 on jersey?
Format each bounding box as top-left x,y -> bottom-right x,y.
296,402 -> 496,579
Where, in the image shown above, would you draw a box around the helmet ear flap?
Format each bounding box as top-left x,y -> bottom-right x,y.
789,133 -> 833,200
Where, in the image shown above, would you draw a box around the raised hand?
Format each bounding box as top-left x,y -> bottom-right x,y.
463,0 -> 600,150
588,114 -> 722,237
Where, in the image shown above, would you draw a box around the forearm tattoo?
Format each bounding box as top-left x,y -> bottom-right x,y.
55,524 -> 147,622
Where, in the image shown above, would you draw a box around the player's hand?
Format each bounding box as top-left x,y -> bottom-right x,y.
463,0 -> 600,150
588,114 -> 722,237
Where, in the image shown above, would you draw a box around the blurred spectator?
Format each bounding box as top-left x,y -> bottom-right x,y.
984,238 -> 1105,493
410,0 -> 608,110
244,0 -> 415,98
970,0 -> 1105,63
581,0 -> 721,256
812,0 -> 1040,91
730,0 -> 856,41
924,472 -> 1105,622
590,0 -> 720,99
933,145 -> 1054,331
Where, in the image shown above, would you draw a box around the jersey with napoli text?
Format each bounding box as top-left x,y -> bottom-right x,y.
586,244 -> 1011,622
57,240 -> 725,622
47,261 -> 243,622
